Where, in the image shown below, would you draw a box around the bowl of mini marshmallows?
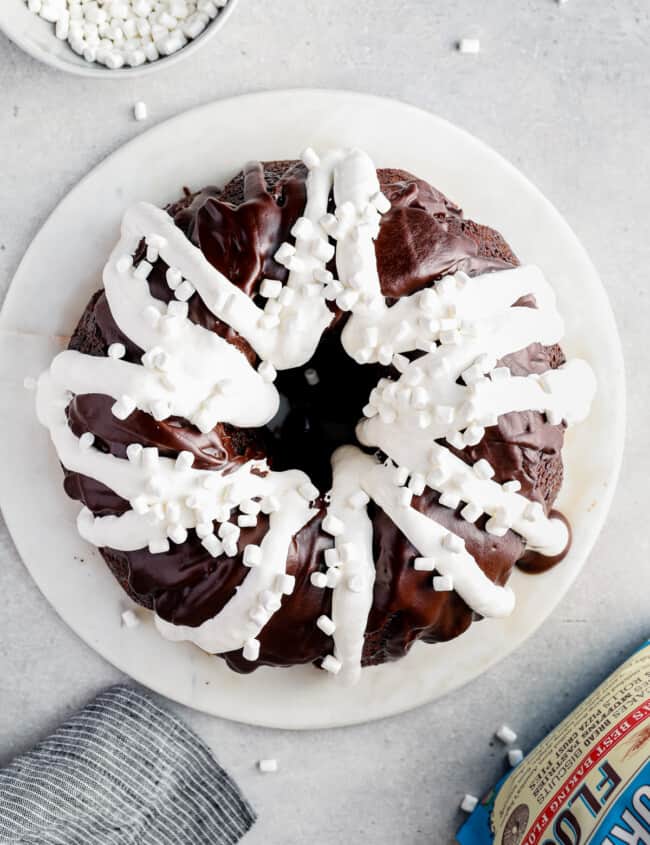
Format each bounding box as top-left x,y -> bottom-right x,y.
0,0 -> 239,77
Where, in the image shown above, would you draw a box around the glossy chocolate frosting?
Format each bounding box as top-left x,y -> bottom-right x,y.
64,160 -> 568,673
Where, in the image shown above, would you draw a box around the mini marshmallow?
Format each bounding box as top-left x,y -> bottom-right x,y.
134,101 -> 148,121
238,513 -> 257,528
239,498 -> 260,515
260,278 -> 282,299
461,795 -> 479,813
414,557 -> 436,572
275,573 -> 295,595
496,724 -> 518,745
258,360 -> 277,383
168,524 -> 188,545
439,488 -> 461,509
508,749 -> 524,767
316,615 -> 336,636
433,574 -> 454,591
473,459 -> 495,480
174,280 -> 195,301
461,502 -> 482,523
321,655 -> 342,675
301,147 -> 320,169
258,758 -> 278,773
322,515 -> 344,536
79,432 -> 95,450
337,290 -> 358,311
325,568 -> 342,589
310,571 -> 328,589
408,474 -> 426,496
121,609 -> 140,629
112,394 -> 136,420
134,260 -> 152,280
148,538 -> 170,554
324,548 -> 340,568
458,38 -> 481,54
243,544 -> 262,567
126,443 -> 143,462
166,267 -> 182,289
464,424 -> 485,447
243,638 -> 260,661
175,451 -> 194,471
371,191 -> 391,214
274,243 -> 295,265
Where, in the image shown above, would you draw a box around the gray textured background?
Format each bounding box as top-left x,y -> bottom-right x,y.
1,1 -> 649,843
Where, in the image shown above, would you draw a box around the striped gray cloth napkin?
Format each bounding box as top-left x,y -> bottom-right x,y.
0,685 -> 255,844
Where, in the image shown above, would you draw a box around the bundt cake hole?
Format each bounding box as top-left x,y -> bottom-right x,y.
266,329 -> 384,490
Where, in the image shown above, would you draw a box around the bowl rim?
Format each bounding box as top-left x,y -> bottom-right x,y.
0,0 -> 240,79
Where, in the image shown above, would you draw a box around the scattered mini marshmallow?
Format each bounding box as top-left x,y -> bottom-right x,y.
321,654 -> 342,675
433,574 -> 454,592
460,794 -> 479,813
508,748 -> 525,767
257,758 -> 278,773
134,101 -> 148,121
458,38 -> 481,54
121,608 -> 140,629
496,724 -> 518,745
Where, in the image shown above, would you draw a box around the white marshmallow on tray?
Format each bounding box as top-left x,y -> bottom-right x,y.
24,0 -> 228,69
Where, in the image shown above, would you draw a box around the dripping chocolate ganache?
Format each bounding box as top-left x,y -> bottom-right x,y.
35,148 -> 596,683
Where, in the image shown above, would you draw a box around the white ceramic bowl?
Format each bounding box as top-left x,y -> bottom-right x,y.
0,0 -> 239,78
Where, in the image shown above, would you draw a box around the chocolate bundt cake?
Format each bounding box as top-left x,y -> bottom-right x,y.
35,147 -> 596,683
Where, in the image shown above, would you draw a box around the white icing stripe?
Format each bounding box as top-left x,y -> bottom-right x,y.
339,447 -> 515,620
327,446 -> 376,685
103,232 -> 279,431
34,145 -> 596,683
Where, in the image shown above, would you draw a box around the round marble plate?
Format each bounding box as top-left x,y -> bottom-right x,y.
0,90 -> 624,729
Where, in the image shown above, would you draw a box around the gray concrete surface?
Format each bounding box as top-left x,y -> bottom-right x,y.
1,1 -> 649,842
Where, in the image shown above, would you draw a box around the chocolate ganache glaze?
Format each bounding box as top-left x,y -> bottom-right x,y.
62,159 -> 570,674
